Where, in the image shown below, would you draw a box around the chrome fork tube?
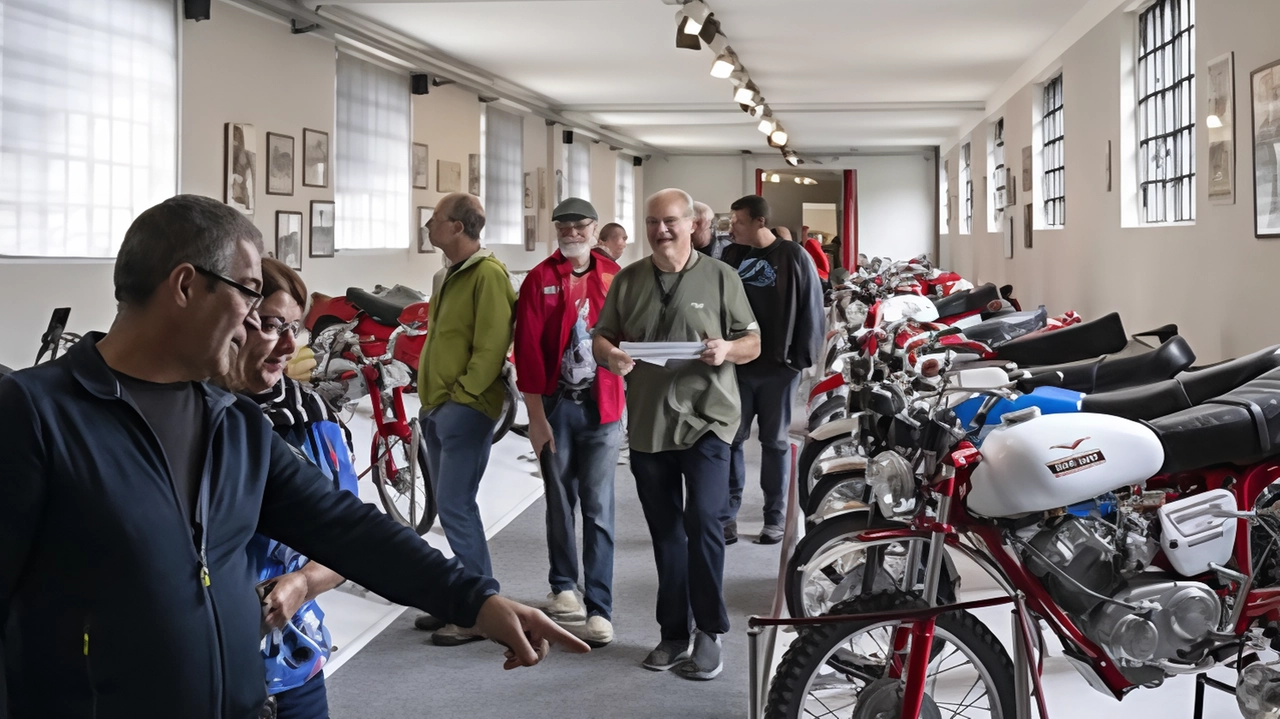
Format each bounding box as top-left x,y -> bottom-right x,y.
922,495 -> 952,607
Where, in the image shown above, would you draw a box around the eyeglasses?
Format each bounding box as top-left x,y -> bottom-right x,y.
259,316 -> 302,339
554,220 -> 595,235
193,266 -> 263,314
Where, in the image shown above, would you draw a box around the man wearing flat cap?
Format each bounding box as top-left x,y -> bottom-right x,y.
513,198 -> 625,647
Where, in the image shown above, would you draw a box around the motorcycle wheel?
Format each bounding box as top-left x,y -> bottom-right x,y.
785,511 -> 958,619
807,394 -> 848,433
372,418 -> 436,535
803,470 -> 868,526
797,434 -> 861,511
765,590 -> 1016,719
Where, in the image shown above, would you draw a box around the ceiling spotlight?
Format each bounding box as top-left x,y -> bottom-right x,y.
729,69 -> 749,87
769,128 -> 788,146
770,173 -> 780,183
675,17 -> 701,50
794,177 -> 803,184
758,117 -> 776,134
708,34 -> 729,56
734,85 -> 759,105
749,103 -> 767,119
678,1 -> 711,36
710,53 -> 735,79
784,153 -> 801,167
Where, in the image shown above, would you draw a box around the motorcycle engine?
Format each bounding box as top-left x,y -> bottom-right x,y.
1019,510 -> 1225,685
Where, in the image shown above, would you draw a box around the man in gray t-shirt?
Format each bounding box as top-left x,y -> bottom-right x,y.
594,188 -> 759,681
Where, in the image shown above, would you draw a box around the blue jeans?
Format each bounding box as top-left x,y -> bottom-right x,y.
630,433 -> 731,640
540,395 -> 623,619
422,401 -> 498,577
728,367 -> 799,528
274,672 -> 328,719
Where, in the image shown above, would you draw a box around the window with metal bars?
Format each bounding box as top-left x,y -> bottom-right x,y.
1043,75 -> 1065,227
940,161 -> 949,234
961,143 -> 973,234
335,52 -> 411,249
1137,0 -> 1195,223
989,118 -> 1006,230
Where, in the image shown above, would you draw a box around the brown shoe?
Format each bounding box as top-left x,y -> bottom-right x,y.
431,624 -> 485,646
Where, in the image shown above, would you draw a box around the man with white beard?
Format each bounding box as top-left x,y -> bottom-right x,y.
513,198 -> 626,648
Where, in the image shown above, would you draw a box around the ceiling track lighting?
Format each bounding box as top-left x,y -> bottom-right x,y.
733,84 -> 759,106
678,1 -> 711,36
757,115 -> 776,135
768,127 -> 788,146
710,52 -> 735,79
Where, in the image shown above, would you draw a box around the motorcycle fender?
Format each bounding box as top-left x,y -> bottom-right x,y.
809,373 -> 846,403
809,417 -> 860,442
817,455 -> 868,475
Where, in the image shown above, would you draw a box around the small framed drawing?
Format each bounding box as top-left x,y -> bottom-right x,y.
412,143 -> 429,190
524,214 -> 537,251
1251,59 -> 1280,238
275,211 -> 303,271
1021,146 -> 1033,191
309,201 -> 335,258
524,172 -> 533,209
438,160 -> 462,193
1003,216 -> 1014,259
417,206 -> 435,253
537,168 -> 547,209
1023,204 -> 1034,249
302,128 -> 329,188
224,123 -> 256,215
265,132 -> 294,196
468,153 -> 481,195
1207,52 -> 1236,205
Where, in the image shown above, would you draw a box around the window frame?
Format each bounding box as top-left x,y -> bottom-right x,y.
1043,74 -> 1066,227
1136,0 -> 1196,224
481,105 -> 524,245
989,118 -> 1006,232
615,155 -> 635,239
960,143 -> 973,235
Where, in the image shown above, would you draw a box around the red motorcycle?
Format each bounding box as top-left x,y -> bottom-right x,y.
303,285 -> 519,534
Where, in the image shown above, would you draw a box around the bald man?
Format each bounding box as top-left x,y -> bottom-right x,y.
691,201 -> 731,260
596,222 -> 628,262
415,192 -> 518,645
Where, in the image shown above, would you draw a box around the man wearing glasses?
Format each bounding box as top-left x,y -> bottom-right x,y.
593,188 -> 759,681
0,195 -> 586,719
514,199 -> 625,648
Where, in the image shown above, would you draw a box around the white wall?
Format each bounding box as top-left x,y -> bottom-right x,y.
0,0 -> 641,368
941,0 -> 1280,363
762,179 -> 843,239
642,155 -> 748,214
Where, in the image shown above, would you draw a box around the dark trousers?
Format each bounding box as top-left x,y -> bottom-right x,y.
630,433 -> 732,641
422,401 -> 498,577
540,395 -> 623,619
274,672 -> 328,719
728,367 -> 799,527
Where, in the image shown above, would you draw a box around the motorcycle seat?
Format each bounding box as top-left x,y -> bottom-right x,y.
993,312 -> 1128,366
346,287 -> 414,327
1078,344 -> 1280,422
932,283 -> 998,319
1149,366 -> 1280,474
1020,335 -> 1196,395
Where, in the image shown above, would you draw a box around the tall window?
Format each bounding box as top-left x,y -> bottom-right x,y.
615,155 -> 635,237
939,161 -> 949,235
988,118 -> 1006,231
0,0 -> 177,258
482,106 -> 523,245
1043,75 -> 1066,227
1138,0 -> 1195,223
335,52 -> 410,249
566,140 -> 590,201
960,143 -> 973,234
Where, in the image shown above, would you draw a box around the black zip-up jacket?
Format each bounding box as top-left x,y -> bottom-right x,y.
721,238 -> 824,373
0,334 -> 499,719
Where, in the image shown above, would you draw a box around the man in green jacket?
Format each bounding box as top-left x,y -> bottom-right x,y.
416,192 -> 517,646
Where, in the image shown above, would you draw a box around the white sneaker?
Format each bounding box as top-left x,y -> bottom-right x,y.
544,590 -> 586,621
570,616 -> 614,648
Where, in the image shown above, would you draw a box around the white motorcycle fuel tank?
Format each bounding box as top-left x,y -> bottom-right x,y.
966,412 -> 1165,518
878,294 -> 940,324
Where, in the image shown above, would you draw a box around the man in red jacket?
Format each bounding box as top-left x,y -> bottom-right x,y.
514,197 -> 626,648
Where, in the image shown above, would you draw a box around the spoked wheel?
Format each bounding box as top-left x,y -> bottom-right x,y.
797,434 -> 862,510
766,591 -> 1016,719
786,515 -> 958,619
372,418 -> 436,535
493,384 -> 519,444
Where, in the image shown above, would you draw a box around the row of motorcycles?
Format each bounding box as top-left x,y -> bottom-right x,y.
763,256 -> 1280,718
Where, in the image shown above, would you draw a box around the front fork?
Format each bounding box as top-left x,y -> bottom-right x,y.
895,487 -> 953,719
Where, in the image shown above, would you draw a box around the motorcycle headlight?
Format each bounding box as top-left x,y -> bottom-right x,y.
866,450 -> 916,517
844,300 -> 868,326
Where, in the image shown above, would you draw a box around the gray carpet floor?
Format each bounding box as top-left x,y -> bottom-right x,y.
327,436 -> 780,719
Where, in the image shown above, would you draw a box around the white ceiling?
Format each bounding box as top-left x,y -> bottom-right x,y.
336,0 -> 1093,155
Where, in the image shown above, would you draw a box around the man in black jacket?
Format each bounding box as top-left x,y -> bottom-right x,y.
0,195 -> 587,719
720,195 -> 824,545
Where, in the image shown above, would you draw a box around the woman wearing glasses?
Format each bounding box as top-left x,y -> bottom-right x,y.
217,257 -> 350,719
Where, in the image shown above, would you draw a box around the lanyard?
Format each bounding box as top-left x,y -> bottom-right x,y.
653,252 -> 696,324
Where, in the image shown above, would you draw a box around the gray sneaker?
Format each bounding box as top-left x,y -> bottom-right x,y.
641,638 -> 691,671
755,524 -> 784,545
675,631 -> 723,681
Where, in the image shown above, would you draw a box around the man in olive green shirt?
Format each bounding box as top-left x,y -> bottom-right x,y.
416,192 -> 517,646
593,188 -> 760,681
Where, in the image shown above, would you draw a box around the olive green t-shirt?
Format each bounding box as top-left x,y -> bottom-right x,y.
594,250 -> 759,453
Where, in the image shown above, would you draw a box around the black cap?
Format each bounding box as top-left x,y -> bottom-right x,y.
552,197 -> 598,222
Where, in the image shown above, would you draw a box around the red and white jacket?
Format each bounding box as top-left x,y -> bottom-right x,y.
513,250 -> 625,424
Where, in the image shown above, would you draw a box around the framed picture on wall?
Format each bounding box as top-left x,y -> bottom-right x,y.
1023,204 -> 1034,249
524,214 -> 537,251
468,154 -> 481,196
524,172 -> 533,209
438,160 -> 462,193
1003,216 -> 1015,259
275,211 -> 303,271
1251,59 -> 1280,238
537,168 -> 547,209
224,123 -> 256,215
265,132 -> 294,196
412,143 -> 429,190
309,201 -> 335,258
1207,52 -> 1236,205
417,206 -> 435,253
302,128 -> 329,188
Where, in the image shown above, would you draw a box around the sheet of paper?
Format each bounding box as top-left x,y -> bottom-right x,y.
620,341 -> 705,365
